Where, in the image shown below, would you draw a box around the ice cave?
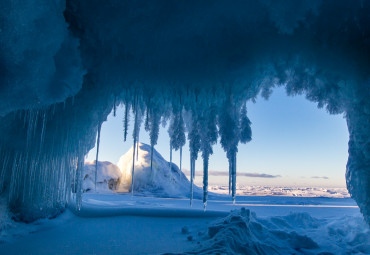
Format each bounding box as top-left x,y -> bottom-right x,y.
0,0 -> 369,254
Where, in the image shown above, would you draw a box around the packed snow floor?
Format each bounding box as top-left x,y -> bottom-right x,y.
0,194 -> 368,254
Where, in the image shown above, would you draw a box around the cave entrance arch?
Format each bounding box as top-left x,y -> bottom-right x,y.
0,77 -> 367,224
0,0 -> 369,224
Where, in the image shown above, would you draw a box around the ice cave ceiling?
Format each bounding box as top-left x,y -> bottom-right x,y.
0,0 -> 369,223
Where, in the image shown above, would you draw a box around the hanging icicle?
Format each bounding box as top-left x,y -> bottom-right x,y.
228,159 -> 232,195
95,121 -> 102,192
188,113 -> 200,207
202,154 -> 209,211
131,96 -> 139,196
136,136 -> 139,161
75,153 -> 84,211
232,152 -> 237,204
113,96 -> 117,117
123,103 -> 130,142
179,146 -> 182,180
131,138 -> 136,196
169,142 -> 172,172
190,155 -> 194,206
149,111 -> 160,176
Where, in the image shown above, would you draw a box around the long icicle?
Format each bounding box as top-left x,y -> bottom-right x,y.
228,158 -> 232,195
232,152 -> 237,204
150,145 -> 154,172
131,97 -> 138,196
136,132 -> 139,161
203,154 -> 209,211
113,96 -> 117,117
169,142 -> 172,177
95,121 -> 102,192
190,156 -> 194,206
123,103 -> 129,142
76,154 -> 84,211
179,146 -> 182,181
131,139 -> 136,196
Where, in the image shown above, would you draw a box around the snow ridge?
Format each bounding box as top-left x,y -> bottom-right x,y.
181,208 -> 370,255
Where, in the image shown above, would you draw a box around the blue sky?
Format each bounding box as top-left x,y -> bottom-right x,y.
87,87 -> 349,187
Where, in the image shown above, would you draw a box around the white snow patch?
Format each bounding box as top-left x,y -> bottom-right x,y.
83,161 -> 122,193
117,143 -> 198,198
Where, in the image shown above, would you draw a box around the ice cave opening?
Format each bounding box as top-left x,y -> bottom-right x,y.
0,0 -> 369,242
82,86 -> 349,201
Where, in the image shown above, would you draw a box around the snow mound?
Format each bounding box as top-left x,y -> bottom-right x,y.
117,143 -> 196,198
183,208 -> 370,255
83,161 -> 122,193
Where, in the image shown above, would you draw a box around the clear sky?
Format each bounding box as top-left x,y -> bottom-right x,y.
86,87 -> 349,188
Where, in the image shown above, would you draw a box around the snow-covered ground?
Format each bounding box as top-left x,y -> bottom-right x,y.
0,193 -> 367,254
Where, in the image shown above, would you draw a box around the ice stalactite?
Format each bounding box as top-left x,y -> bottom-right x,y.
168,105 -> 186,182
113,96 -> 117,117
136,134 -> 139,161
169,142 -> 173,176
131,136 -> 136,196
219,95 -> 243,203
188,109 -> 200,206
202,155 -> 209,211
75,153 -> 84,210
199,104 -> 218,210
95,121 -> 102,192
240,104 -> 252,144
123,103 -> 130,142
180,146 -> 183,180
232,152 -> 237,204
235,104 -> 253,203
191,157 -> 196,206
228,160 -> 232,195
131,95 -> 141,195
148,109 -> 160,178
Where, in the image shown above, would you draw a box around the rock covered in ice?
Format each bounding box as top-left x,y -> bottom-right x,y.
117,143 -> 195,198
83,161 -> 121,193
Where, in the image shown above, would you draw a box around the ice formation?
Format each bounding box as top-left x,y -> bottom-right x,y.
0,0 -> 369,223
116,143 -> 198,198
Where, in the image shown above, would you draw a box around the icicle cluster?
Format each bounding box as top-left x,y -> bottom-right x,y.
0,108 -> 89,221
0,85 -> 253,220
118,87 -> 253,208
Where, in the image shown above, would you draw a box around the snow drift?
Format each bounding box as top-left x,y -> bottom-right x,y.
183,208 -> 370,254
83,161 -> 121,193
117,143 -> 197,198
